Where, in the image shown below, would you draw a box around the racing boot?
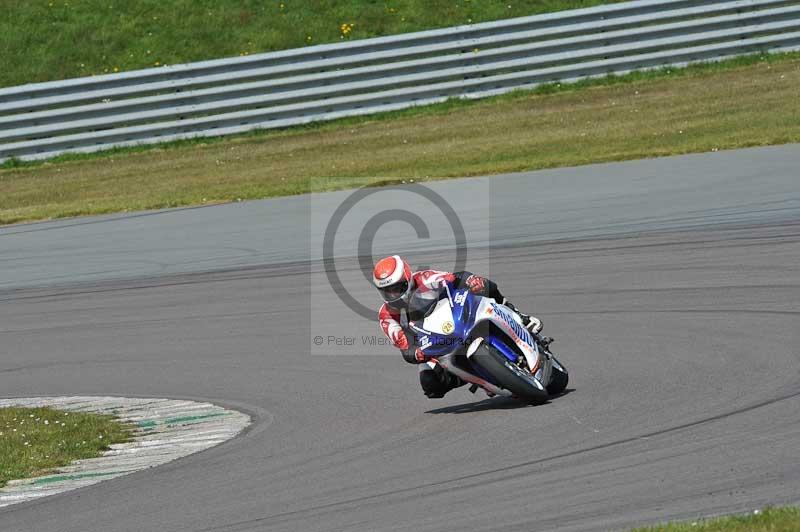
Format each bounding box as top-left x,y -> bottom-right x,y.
502,299 -> 553,347
501,299 -> 544,334
527,318 -> 554,349
537,333 -> 554,349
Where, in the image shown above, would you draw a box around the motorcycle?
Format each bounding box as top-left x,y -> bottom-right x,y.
406,280 -> 568,404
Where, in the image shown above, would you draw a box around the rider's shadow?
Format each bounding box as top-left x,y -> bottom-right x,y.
425,389 -> 575,414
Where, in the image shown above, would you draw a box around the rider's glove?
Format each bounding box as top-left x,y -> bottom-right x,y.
465,274 -> 486,293
402,347 -> 427,364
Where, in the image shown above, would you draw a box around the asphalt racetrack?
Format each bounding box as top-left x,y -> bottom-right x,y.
1,145 -> 799,531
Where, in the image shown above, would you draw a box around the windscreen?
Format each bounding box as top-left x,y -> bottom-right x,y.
407,283 -> 447,320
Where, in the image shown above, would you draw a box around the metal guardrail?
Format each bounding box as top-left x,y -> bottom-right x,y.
1,0 -> 799,162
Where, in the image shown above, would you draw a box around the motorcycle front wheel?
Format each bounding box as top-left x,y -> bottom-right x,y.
470,342 -> 549,404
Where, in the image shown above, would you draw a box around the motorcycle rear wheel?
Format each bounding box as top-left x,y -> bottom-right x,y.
471,342 -> 549,404
546,355 -> 569,396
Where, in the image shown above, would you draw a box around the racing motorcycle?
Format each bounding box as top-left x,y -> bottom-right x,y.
406,280 -> 568,404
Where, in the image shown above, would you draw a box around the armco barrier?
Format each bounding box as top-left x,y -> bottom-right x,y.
1,0 -> 799,162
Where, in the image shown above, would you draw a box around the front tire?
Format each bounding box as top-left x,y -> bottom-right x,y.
470,343 -> 549,404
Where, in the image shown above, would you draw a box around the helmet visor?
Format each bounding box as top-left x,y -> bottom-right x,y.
378,279 -> 409,303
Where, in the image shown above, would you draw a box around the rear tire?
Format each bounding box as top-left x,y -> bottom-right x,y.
470,343 -> 548,404
546,355 -> 569,396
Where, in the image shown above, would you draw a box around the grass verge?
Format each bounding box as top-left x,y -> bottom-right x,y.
0,407 -> 134,489
0,0 -> 619,88
634,507 -> 800,531
1,52 -> 798,225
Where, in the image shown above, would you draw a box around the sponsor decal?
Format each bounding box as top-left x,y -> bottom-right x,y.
454,291 -> 468,305
490,303 -> 533,346
419,335 -> 433,349
442,321 -> 455,334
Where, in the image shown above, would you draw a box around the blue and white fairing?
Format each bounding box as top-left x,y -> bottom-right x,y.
407,281 -> 543,377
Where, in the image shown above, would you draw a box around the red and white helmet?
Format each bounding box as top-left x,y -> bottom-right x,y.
373,255 -> 413,306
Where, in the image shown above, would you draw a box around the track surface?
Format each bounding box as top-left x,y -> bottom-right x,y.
1,145 -> 799,531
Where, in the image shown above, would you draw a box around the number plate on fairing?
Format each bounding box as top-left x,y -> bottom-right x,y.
422,299 -> 456,335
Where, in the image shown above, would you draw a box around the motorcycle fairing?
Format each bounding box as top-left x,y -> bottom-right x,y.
421,297 -> 455,335
411,282 -> 541,375
472,296 -> 540,373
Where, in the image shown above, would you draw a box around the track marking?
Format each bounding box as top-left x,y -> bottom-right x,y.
0,396 -> 250,508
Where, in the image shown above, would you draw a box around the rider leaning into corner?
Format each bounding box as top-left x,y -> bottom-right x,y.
373,255 -> 552,399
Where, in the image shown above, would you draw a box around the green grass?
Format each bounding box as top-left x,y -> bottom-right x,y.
1,52 -> 798,225
634,507 -> 800,531
0,0 -> 619,88
0,407 -> 134,488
